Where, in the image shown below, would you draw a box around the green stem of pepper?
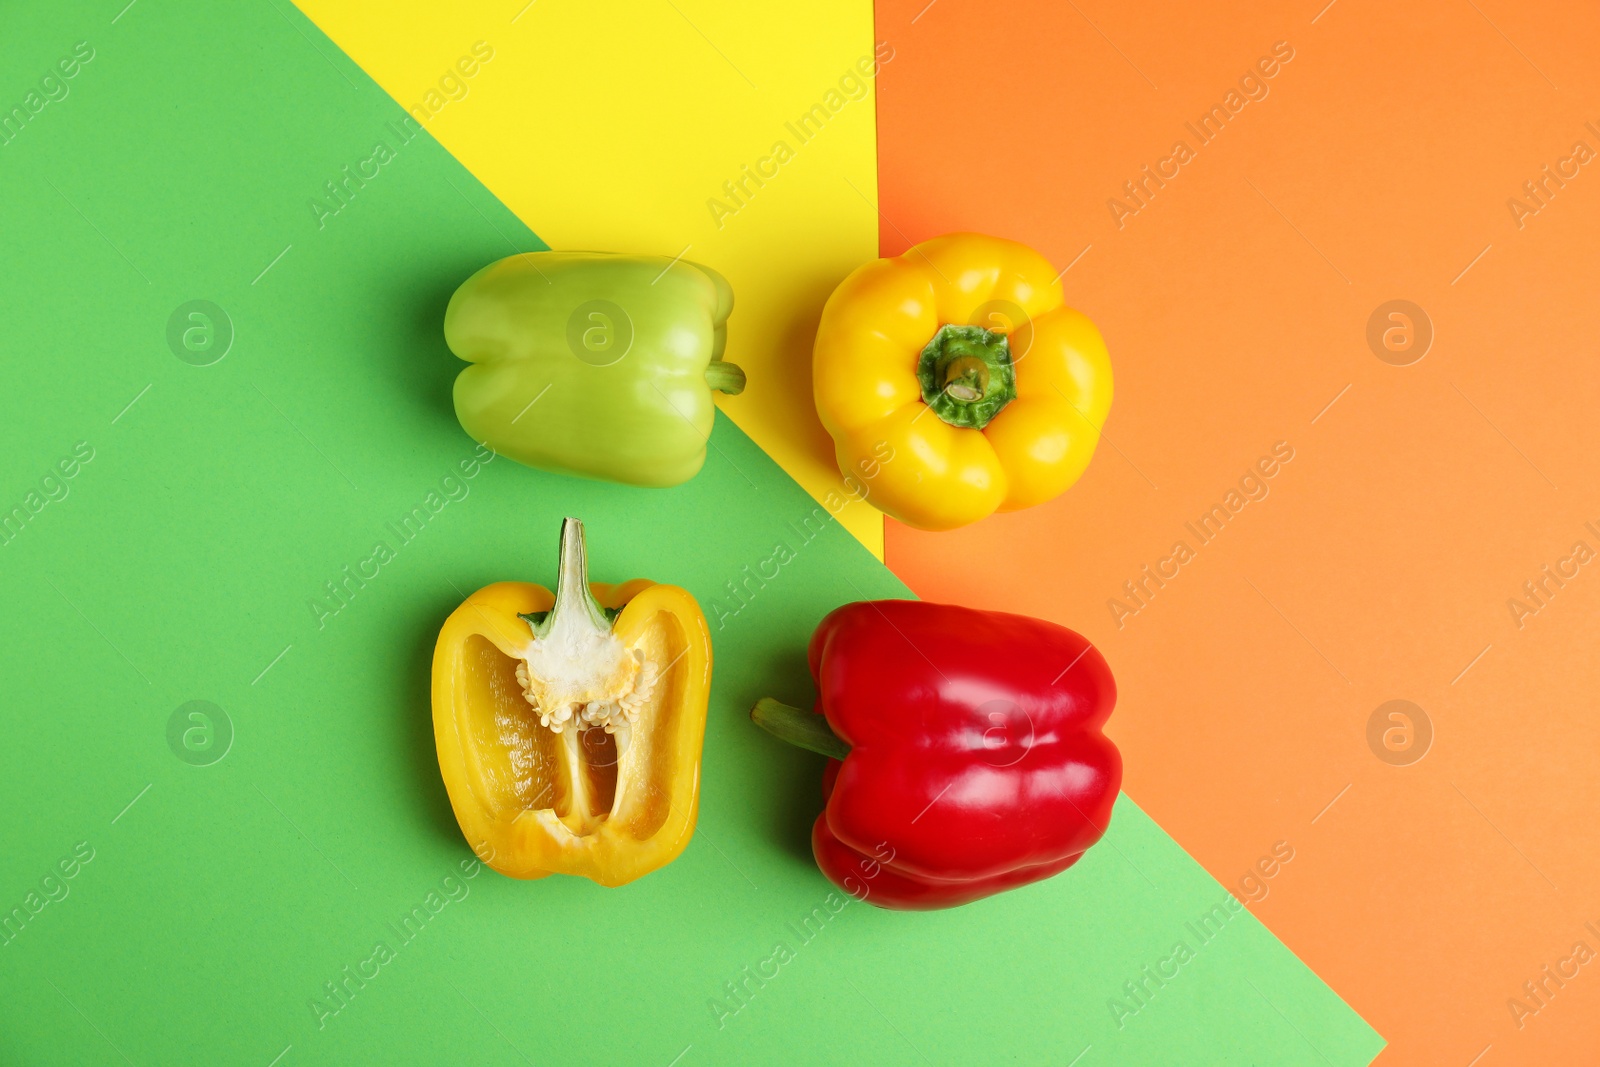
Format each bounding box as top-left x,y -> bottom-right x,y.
704,359 -> 747,396
916,324 -> 1016,429
941,355 -> 990,401
750,698 -> 851,761
519,517 -> 618,639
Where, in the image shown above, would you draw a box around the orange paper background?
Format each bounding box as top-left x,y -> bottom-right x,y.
875,0 -> 1600,1063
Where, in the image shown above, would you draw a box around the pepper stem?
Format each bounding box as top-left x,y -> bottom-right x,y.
916,324 -> 1016,429
941,355 -> 990,401
704,359 -> 747,395
750,698 -> 851,761
519,517 -> 616,639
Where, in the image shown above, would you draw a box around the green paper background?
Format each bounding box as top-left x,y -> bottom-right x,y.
0,3 -> 1382,1064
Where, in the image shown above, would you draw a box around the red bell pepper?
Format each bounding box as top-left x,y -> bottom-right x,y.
752,600 -> 1120,910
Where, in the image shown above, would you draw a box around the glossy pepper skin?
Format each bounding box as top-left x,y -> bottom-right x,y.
812,233 -> 1113,530
432,518 -> 712,886
445,251 -> 745,488
753,600 -> 1119,910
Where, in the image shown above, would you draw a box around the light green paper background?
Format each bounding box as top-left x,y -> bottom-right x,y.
0,3 -> 1381,1064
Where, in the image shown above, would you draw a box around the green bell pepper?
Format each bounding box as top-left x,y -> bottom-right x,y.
444,252 -> 744,488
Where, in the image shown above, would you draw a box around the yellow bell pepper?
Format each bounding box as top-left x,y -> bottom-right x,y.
813,232 -> 1113,531
431,517 -> 711,886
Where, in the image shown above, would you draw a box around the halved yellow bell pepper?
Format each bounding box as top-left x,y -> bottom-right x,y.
431,517 -> 711,886
813,232 -> 1113,531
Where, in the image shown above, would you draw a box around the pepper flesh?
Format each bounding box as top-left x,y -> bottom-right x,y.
753,599 -> 1120,910
446,251 -> 743,488
812,232 -> 1113,530
432,518 -> 711,885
